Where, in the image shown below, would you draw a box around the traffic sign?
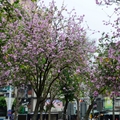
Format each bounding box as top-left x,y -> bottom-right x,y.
7,110 -> 12,117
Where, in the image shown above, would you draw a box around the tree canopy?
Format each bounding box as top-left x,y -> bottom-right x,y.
0,0 -> 95,120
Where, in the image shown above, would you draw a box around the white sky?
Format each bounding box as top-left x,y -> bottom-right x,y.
43,0 -> 117,40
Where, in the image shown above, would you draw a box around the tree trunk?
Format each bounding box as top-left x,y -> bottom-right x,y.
76,98 -> 80,120
84,100 -> 94,120
48,99 -> 53,120
40,111 -> 43,120
48,108 -> 51,120
40,100 -> 45,120
63,97 -> 69,120
32,98 -> 41,120
14,95 -> 19,120
14,88 -> 21,120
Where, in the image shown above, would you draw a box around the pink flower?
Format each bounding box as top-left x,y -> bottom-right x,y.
93,91 -> 98,97
58,70 -> 60,73
7,62 -> 12,66
76,69 -> 80,74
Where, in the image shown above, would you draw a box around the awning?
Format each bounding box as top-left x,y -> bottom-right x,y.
104,112 -> 120,115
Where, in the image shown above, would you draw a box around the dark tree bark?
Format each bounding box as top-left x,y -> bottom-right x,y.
63,96 -> 69,120
14,93 -> 20,120
32,98 -> 41,120
14,87 -> 24,120
40,101 -> 45,120
84,100 -> 94,120
76,98 -> 80,120
48,108 -> 51,120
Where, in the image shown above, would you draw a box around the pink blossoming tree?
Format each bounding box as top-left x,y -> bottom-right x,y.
95,0 -> 120,94
0,1 -> 95,120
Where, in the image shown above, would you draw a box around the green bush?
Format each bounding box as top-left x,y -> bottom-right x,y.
18,105 -> 25,114
0,97 -> 6,107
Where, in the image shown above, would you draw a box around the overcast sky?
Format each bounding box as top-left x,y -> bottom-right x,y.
43,0 -> 117,40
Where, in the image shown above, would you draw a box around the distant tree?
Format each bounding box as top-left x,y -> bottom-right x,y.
97,36 -> 120,92
83,36 -> 120,120
59,69 -> 78,120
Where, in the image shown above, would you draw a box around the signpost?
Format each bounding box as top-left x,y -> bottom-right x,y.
5,85 -> 15,120
7,110 -> 12,117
